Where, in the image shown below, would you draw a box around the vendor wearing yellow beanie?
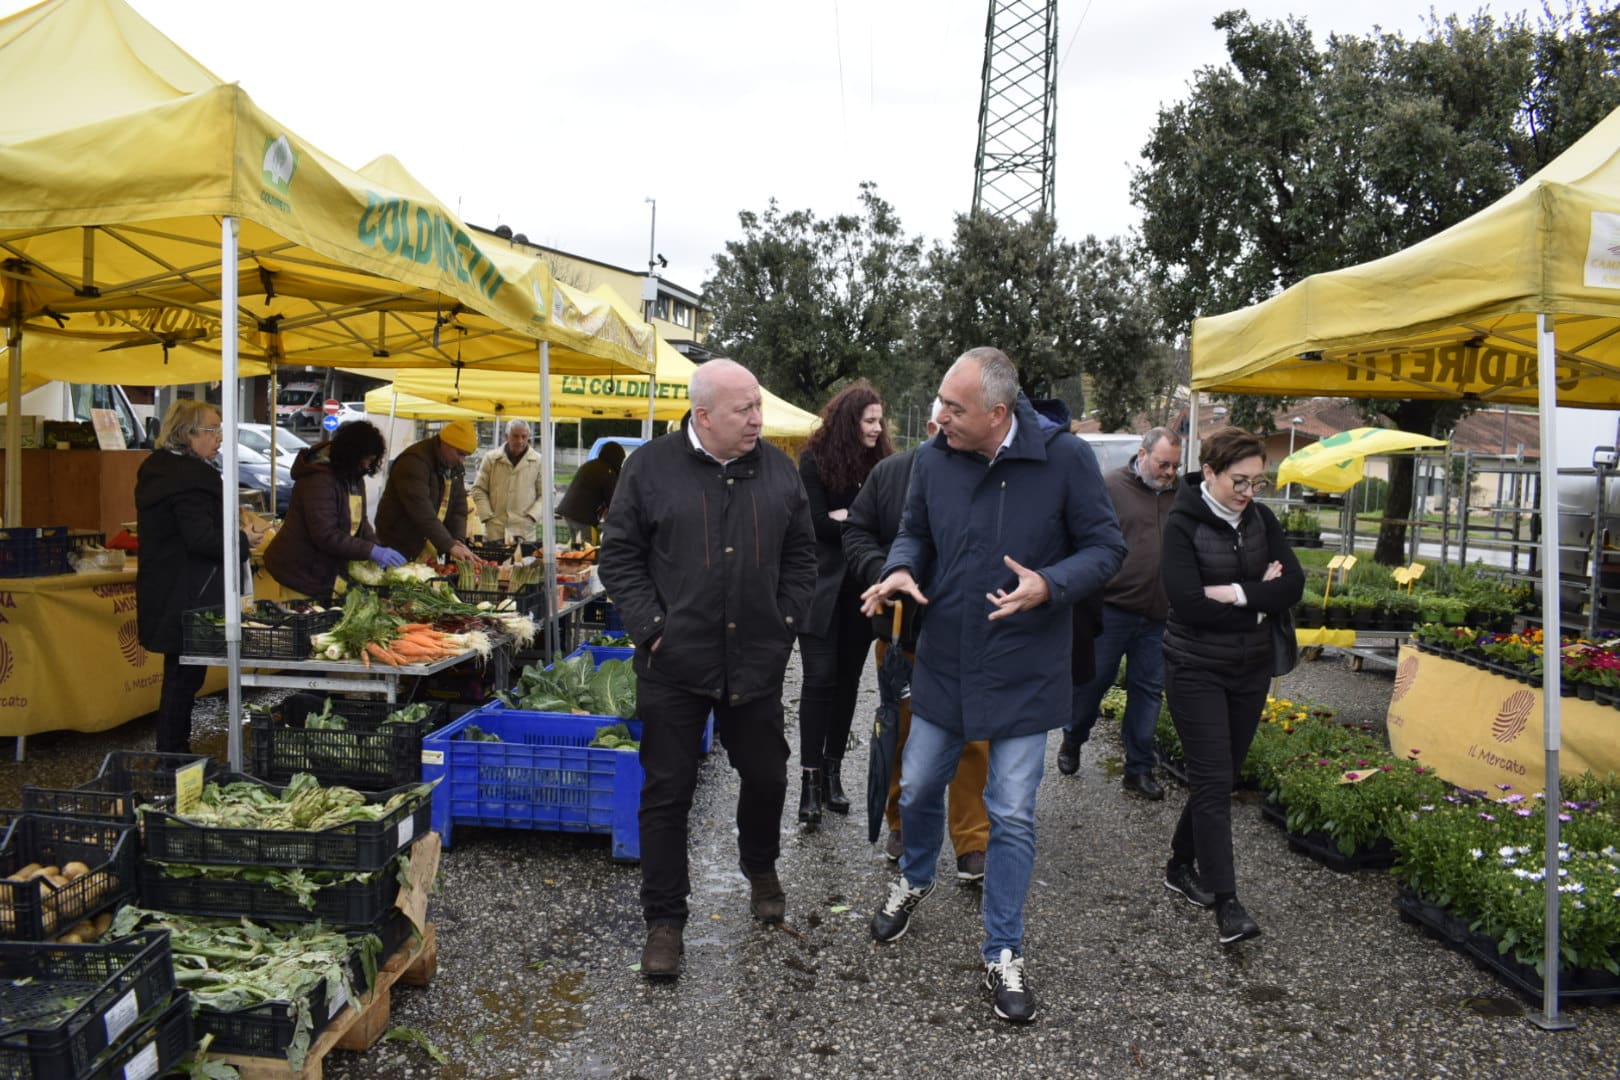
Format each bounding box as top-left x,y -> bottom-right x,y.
374,420 -> 479,564
438,419 -> 478,453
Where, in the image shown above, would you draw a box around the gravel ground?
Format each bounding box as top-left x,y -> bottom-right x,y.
4,644 -> 1617,1079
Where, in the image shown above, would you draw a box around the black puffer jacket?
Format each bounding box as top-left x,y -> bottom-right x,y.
1160,473 -> 1305,671
262,444 -> 378,597
135,450 -> 249,655
597,417 -> 818,706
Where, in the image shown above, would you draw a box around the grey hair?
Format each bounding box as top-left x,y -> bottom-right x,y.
156,399 -> 220,454
957,347 -> 1019,410
1141,426 -> 1181,453
690,358 -> 749,411
505,420 -> 531,436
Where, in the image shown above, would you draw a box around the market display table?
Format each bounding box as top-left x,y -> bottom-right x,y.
180,642 -> 509,704
0,568 -> 226,740
1385,644 -> 1620,792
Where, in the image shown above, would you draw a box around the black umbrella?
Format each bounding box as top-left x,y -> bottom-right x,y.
867,602 -> 911,844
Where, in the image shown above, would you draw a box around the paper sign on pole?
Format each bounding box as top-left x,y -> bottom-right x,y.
174,759 -> 207,814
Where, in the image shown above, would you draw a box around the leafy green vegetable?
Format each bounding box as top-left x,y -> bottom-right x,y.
498,656 -> 637,718
383,1025 -> 449,1063
462,726 -> 502,742
588,723 -> 639,751
141,773 -> 431,833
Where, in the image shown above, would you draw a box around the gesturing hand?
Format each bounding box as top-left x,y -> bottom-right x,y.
986,556 -> 1050,621
861,570 -> 927,618
371,545 -> 407,569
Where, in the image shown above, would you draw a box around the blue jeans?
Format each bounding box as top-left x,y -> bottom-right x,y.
1065,605 -> 1166,776
898,713 -> 1047,961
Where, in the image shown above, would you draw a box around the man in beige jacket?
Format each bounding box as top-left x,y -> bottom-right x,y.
471,421 -> 546,541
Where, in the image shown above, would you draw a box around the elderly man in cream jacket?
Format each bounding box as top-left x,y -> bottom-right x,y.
471,420 -> 547,541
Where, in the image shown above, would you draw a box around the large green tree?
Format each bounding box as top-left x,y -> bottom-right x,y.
910,214 -> 1165,426
702,182 -> 922,410
1131,4 -> 1620,561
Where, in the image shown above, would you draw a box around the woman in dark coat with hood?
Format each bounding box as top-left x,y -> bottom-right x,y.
1159,426 -> 1304,946
136,399 -> 264,753
263,420 -> 403,596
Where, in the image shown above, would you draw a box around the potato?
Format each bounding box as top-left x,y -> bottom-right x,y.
58,933 -> 82,945
62,862 -> 90,880
93,912 -> 112,935
12,863 -> 42,880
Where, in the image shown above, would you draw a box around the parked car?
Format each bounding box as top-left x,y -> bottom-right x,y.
238,423 -> 311,469
222,442 -> 293,515
1078,433 -> 1143,474
337,402 -> 367,425
586,436 -> 646,461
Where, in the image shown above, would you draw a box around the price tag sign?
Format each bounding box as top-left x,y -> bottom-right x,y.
122,1040 -> 159,1080
103,988 -> 139,1044
174,759 -> 207,815
420,749 -> 445,767
1408,562 -> 1427,580
1392,568 -> 1413,586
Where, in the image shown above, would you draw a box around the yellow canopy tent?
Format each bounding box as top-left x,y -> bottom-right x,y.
0,0 -> 653,761
360,285 -> 821,438
1190,103 -> 1620,1022
1276,428 -> 1447,494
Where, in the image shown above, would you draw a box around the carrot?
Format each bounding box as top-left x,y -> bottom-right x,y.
397,623 -> 433,633
366,642 -> 401,667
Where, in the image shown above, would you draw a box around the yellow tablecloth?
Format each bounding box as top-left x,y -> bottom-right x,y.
1385,645 -> 1620,794
0,569 -> 226,737
1296,627 -> 1358,647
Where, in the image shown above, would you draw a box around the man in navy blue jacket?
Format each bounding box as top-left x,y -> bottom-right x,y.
861,347 -> 1125,1023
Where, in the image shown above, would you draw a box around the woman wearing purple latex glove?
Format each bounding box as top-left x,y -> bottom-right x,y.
264,421 -> 390,597
371,545 -> 407,568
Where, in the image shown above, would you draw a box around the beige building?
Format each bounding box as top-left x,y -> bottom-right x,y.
471,225 -> 714,361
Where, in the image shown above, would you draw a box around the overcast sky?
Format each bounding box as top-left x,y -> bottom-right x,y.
100,1 -> 1523,291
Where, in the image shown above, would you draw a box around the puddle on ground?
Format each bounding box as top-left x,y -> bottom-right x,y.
1461,994 -> 1524,1017
429,970 -> 594,1078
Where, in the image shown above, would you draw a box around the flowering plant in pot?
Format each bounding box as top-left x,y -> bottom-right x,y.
1273,749 -> 1452,857
1387,773 -> 1620,976
1245,710 -> 1372,796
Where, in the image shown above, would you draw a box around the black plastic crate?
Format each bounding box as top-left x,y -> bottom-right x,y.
79,991 -> 192,1080
181,600 -> 340,661
0,527 -> 70,579
249,698 -> 445,790
195,911 -> 414,1059
141,775 -> 431,873
455,587 -> 544,618
0,930 -> 175,1079
22,752 -> 217,825
0,817 -> 138,941
138,860 -> 402,927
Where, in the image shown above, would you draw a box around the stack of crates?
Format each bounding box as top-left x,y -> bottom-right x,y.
0,930 -> 194,1079
249,695 -> 447,790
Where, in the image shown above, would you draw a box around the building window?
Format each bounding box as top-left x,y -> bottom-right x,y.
671,300 -> 692,328
653,296 -> 670,320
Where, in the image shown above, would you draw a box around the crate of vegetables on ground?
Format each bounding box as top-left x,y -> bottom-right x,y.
0,928 -> 179,1078
0,816 -> 137,941
559,642 -> 713,752
249,697 -> 446,790
139,773 -> 433,874
21,750 -> 218,825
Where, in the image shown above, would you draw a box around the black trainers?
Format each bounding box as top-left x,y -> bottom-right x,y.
1163,861 -> 1216,909
1216,898 -> 1262,945
983,948 -> 1037,1023
883,829 -> 904,862
1056,732 -> 1081,776
870,877 -> 935,943
955,850 -> 986,881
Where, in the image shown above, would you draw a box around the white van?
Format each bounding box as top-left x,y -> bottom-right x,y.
5,382 -> 153,449
275,381 -> 325,431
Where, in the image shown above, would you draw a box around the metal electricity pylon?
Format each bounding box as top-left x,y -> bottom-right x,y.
971,0 -> 1058,220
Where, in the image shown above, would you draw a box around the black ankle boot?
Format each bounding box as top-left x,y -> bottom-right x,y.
798,769 -> 822,825
822,757 -> 850,815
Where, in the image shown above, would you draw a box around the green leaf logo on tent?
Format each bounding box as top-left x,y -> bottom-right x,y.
262,135 -> 299,194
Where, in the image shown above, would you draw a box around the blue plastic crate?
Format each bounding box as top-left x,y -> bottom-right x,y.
560,645 -> 714,754
420,704 -> 644,858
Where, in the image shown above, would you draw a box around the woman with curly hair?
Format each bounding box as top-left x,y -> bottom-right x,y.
263,420 -> 405,598
796,382 -> 893,824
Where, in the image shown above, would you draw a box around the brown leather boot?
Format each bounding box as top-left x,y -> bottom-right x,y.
640,924 -> 684,979
745,867 -> 786,924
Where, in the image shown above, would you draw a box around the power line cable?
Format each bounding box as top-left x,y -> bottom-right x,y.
1057,0 -> 1096,74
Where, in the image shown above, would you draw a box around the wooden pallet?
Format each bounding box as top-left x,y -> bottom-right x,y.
215,922 -> 438,1080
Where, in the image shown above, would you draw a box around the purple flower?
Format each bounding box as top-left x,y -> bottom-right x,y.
1479,812 -> 1497,822
1515,809 -> 1534,817
1497,783 -> 1514,791
1559,813 -> 1573,822
1501,794 -> 1525,804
